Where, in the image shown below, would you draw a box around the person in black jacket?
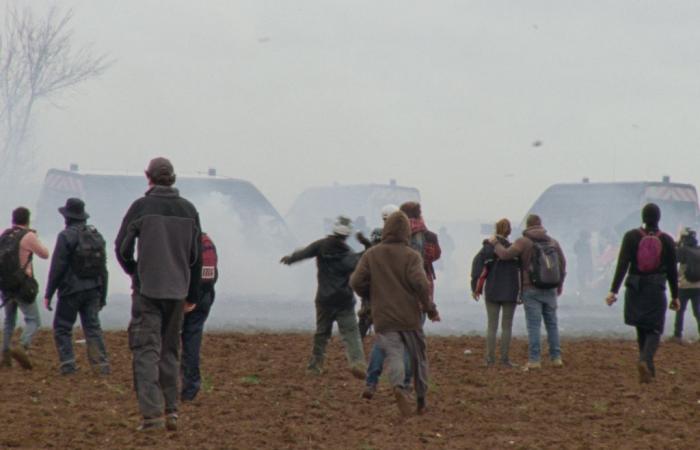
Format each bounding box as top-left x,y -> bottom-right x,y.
606,203 -> 680,384
115,157 -> 201,432
281,216 -> 366,379
43,198 -> 110,376
471,218 -> 520,367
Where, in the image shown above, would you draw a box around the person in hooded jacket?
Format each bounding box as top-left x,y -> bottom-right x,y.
43,198 -> 110,376
606,203 -> 680,383
280,216 -> 366,378
471,218 -> 520,367
351,211 -> 440,417
492,214 -> 566,370
671,227 -> 700,343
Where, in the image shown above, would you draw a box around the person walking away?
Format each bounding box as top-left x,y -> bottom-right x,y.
43,198 -> 110,375
400,202 -> 441,300
115,157 -> 201,431
280,216 -> 366,378
670,228 -> 700,343
351,211 -> 440,417
181,232 -> 218,401
356,204 -> 400,338
471,218 -> 520,367
0,207 -> 49,370
573,230 -> 593,294
492,214 -> 566,370
606,203 -> 679,383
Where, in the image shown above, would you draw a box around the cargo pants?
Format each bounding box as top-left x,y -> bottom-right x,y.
128,293 -> 184,419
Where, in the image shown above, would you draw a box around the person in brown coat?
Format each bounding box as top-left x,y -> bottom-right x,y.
350,211 -> 440,417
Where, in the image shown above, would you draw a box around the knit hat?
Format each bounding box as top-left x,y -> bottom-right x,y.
642,203 -> 661,227
332,216 -> 353,236
381,204 -> 400,220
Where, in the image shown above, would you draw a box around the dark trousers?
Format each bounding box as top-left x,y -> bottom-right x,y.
181,290 -> 214,401
128,293 -> 184,419
673,289 -> 700,338
53,288 -> 109,372
636,327 -> 660,377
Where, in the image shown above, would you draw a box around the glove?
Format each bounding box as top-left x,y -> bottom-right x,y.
280,255 -> 292,265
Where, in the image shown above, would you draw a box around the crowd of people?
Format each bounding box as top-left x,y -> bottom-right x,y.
0,156 -> 696,426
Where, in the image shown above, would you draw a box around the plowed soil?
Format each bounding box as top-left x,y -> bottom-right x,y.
1,330 -> 699,449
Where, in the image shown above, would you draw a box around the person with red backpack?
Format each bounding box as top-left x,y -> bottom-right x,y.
180,232 -> 217,401
606,203 -> 680,384
400,202 -> 441,301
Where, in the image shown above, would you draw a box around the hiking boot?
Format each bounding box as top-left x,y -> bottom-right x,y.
349,363 -> 366,380
165,413 -> 178,432
1,349 -> 11,368
137,417 -> 165,432
416,397 -> 427,415
551,358 -> 564,368
522,361 -> 541,372
362,384 -> 376,400
393,387 -> 414,418
637,361 -> 653,384
500,360 -> 519,369
10,346 -> 32,370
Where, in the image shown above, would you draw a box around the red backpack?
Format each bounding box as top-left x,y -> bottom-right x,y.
200,233 -> 218,283
636,228 -> 663,273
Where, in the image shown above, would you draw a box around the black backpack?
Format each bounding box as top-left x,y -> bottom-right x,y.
71,225 -> 107,278
529,238 -> 563,289
682,247 -> 700,283
0,227 -> 31,292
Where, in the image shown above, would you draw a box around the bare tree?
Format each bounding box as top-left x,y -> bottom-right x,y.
0,4 -> 109,181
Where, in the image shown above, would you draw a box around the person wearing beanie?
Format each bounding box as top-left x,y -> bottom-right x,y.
606,203 -> 680,384
115,157 -> 202,431
280,215 -> 366,378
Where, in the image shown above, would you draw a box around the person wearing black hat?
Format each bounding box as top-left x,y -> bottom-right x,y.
115,157 -> 201,432
44,198 -> 110,376
606,203 -> 680,384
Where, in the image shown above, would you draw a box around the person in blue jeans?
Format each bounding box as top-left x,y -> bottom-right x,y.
493,214 -> 566,370
181,232 -> 217,401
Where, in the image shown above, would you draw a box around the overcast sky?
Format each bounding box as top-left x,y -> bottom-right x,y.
22,0 -> 700,222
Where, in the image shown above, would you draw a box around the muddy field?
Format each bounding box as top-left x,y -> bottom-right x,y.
2,330 -> 699,449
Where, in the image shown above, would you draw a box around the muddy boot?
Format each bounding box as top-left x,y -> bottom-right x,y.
1,349 -> 12,368
362,383 -> 377,400
416,397 -> 427,415
10,346 -> 32,370
637,361 -> 652,384
137,417 -> 165,432
165,413 -> 178,432
349,361 -> 366,380
393,386 -> 414,418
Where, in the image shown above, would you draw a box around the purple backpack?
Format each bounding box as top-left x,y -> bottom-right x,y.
636,228 -> 663,273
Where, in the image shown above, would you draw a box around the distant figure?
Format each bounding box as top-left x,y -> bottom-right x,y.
574,231 -> 593,292
115,157 -> 202,431
493,214 -> 566,370
606,203 -> 679,383
436,226 -> 455,273
44,198 -> 110,376
280,216 -> 366,379
181,232 -> 218,401
471,218 -> 520,367
400,202 -> 441,299
0,207 -> 49,370
671,228 -> 700,343
351,211 -> 439,416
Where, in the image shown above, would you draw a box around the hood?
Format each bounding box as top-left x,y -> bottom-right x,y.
523,225 -> 549,241
382,211 -> 411,244
409,217 -> 427,234
146,185 -> 180,198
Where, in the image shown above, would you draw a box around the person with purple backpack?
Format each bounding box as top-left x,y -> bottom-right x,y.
606,203 -> 680,384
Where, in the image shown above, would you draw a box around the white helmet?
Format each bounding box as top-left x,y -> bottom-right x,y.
381,204 -> 400,220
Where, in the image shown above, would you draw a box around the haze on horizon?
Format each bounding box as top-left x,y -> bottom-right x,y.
11,0 -> 700,224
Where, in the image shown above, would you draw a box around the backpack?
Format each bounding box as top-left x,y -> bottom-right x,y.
529,238 -> 563,289
636,228 -> 663,273
682,247 -> 700,282
200,233 -> 218,284
71,225 -> 107,278
0,227 -> 31,292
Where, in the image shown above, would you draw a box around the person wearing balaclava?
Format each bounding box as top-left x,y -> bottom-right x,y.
280,216 -> 366,379
606,203 -> 680,384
